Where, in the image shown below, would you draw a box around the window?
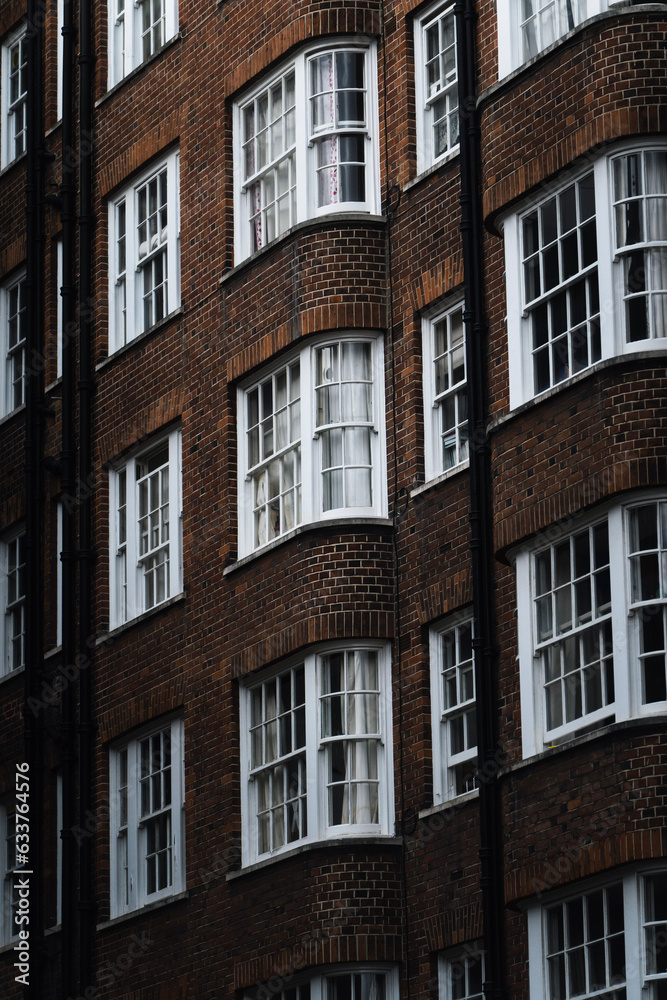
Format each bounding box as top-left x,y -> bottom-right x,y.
414,1 -> 459,175
527,870 -> 667,1000
2,529 -> 25,677
1,24 -> 27,168
1,271 -> 26,416
108,427 -> 181,629
109,717 -> 184,918
244,966 -> 398,1000
108,150 -> 180,353
56,238 -> 63,379
422,301 -> 468,480
515,494 -> 667,758
438,945 -> 484,1000
233,41 -> 380,262
57,0 -> 64,121
237,334 -> 387,558
504,143 -> 667,409
496,0 -> 610,78
430,613 -> 477,801
0,803 -> 19,944
240,643 -> 393,866
107,0 -> 178,88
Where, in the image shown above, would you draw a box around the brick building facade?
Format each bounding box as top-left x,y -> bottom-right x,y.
1,0 -> 666,998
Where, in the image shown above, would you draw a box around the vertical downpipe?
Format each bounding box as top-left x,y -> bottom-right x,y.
454,1 -> 508,998
78,0 -> 96,991
60,0 -> 78,994
24,0 -> 44,995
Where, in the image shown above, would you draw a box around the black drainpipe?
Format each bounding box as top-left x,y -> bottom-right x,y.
78,0 -> 95,991
60,0 -> 78,995
454,2 -> 507,999
24,0 -> 44,995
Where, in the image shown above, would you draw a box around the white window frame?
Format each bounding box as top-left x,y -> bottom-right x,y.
0,802 -> 19,945
1,527 -> 25,677
527,868 -> 667,1000
108,149 -> 180,354
504,141 -> 667,410
429,611 -> 477,803
56,502 -> 63,647
1,269 -> 26,417
57,0 -> 64,121
1,23 -> 27,169
496,0 -> 614,79
515,493 -> 667,759
244,965 -> 399,1000
233,40 -> 380,263
107,0 -> 178,89
236,332 -> 387,559
414,0 -> 459,176
239,641 -> 394,867
108,427 -> 182,630
56,237 -> 63,379
438,944 -> 485,1000
422,299 -> 468,481
109,716 -> 185,919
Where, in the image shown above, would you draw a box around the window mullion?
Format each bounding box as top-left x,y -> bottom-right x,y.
293,57 -> 308,225
608,504 -> 631,722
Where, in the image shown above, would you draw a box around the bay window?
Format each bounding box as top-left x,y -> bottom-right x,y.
237,334 -> 386,558
244,967 -> 398,1000
234,42 -> 380,262
515,494 -> 667,758
240,642 -> 394,866
496,0 -> 611,78
504,143 -> 667,409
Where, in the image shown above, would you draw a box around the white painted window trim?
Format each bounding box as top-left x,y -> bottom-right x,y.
413,0 -> 460,176
57,0 -> 64,121
107,0 -> 178,89
56,771 -> 62,926
108,426 -> 182,630
243,965 -> 399,1000
429,610 -> 477,803
56,237 -> 63,379
1,525 -> 25,677
232,39 -> 380,264
515,492 -> 667,759
1,269 -> 26,417
236,332 -> 387,560
496,0 -> 612,79
1,23 -> 27,169
107,149 -> 180,354
239,640 -> 394,868
527,867 -> 667,1000
108,716 -> 185,919
56,502 -> 63,647
422,298 -> 468,481
504,140 -> 667,410
438,943 -> 485,1000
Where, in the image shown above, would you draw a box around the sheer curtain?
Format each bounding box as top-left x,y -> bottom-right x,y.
311,54 -> 338,206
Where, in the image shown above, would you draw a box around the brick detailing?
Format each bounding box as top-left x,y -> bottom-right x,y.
98,108 -> 182,198
98,388 -> 183,463
418,571 -> 473,626
97,676 -> 186,743
0,236 -> 26,281
506,828 -> 667,904
423,902 -> 483,952
0,491 -> 23,535
230,609 -> 394,678
223,7 -> 382,97
406,255 -> 465,315
234,932 -> 403,990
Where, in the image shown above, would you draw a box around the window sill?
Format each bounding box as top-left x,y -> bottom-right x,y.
96,35 -> 182,107
418,789 -> 479,820
96,307 -> 184,371
411,460 -> 470,498
228,836 -> 403,880
97,889 -> 188,932
0,938 -> 20,956
403,146 -> 461,194
0,665 -> 25,687
0,403 -> 26,429
225,517 -> 394,574
0,152 -> 26,178
44,644 -> 62,660
495,347 -> 667,429
508,715 -> 667,776
221,213 -> 387,284
96,591 -> 186,646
